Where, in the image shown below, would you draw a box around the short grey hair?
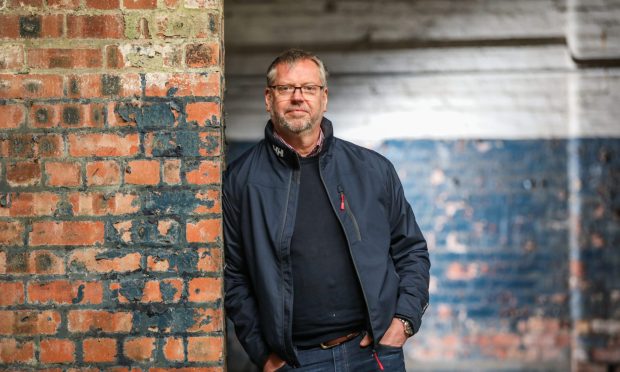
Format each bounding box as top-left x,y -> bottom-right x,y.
266,49 -> 329,87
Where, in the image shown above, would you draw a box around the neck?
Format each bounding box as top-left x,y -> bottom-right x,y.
275,125 -> 321,157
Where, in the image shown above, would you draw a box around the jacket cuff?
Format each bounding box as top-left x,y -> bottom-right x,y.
395,301 -> 428,335
255,350 -> 271,370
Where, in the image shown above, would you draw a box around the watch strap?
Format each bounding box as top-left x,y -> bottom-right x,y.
396,317 -> 414,337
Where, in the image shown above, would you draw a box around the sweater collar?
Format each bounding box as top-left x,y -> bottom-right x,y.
265,117 -> 334,168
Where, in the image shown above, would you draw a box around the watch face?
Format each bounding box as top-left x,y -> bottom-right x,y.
399,318 -> 413,336
405,325 -> 413,336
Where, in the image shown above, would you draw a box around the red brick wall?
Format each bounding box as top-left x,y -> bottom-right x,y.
0,0 -> 224,370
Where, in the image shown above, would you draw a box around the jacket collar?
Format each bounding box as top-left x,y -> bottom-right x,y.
265,117 -> 334,168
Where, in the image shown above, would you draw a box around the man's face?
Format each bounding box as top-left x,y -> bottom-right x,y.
265,59 -> 328,136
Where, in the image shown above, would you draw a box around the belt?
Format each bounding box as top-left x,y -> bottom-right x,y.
319,332 -> 360,349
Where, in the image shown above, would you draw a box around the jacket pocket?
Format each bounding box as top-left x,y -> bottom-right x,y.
338,185 -> 362,242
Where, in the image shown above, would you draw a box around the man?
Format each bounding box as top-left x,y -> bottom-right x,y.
224,49 -> 430,371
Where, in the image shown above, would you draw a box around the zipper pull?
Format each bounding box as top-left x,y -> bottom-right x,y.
337,185 -> 345,211
373,350 -> 384,371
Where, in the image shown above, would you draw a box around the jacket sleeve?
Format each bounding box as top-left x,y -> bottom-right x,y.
386,162 -> 431,335
223,178 -> 271,367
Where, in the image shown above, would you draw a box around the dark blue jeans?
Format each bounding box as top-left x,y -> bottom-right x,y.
279,333 -> 406,371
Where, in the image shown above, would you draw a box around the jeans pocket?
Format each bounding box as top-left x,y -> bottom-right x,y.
376,343 -> 403,353
375,344 -> 406,371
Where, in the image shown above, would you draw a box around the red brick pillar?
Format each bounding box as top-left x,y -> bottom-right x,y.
0,0 -> 224,370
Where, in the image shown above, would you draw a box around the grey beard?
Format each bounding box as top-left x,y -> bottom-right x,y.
274,114 -> 312,134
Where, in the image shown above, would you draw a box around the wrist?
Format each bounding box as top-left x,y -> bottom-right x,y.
395,316 -> 414,337
263,353 -> 286,372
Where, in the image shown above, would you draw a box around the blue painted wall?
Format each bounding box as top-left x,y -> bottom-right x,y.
379,139 -> 570,365
570,139 -> 620,369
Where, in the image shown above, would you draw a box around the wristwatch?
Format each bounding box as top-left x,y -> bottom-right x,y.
397,317 -> 414,337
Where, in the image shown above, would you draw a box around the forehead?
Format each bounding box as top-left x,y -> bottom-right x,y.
273,59 -> 322,83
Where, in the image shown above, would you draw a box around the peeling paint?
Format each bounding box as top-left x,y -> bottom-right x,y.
171,307 -> 198,332
95,249 -> 127,260
69,259 -> 87,272
143,190 -> 214,216
118,43 -> 181,69
196,312 -> 212,328
146,130 -> 219,157
149,249 -> 199,273
160,281 -> 178,302
107,219 -> 180,245
200,133 -> 219,154
176,131 -> 201,155
54,201 -> 73,217
166,87 -> 178,97
119,279 -> 146,303
132,305 -> 195,333
157,220 -> 173,236
112,220 -> 133,243
149,132 -> 182,157
117,102 -> 175,129
72,284 -> 85,304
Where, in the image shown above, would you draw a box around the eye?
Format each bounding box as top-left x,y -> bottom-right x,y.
301,85 -> 319,94
277,85 -> 294,94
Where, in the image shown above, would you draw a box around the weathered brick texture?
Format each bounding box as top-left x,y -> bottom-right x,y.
0,0 -> 224,370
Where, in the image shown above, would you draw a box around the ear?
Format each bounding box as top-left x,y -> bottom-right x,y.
264,87 -> 272,112
322,87 -> 329,113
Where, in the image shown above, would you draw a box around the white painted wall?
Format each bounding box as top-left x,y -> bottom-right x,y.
224,0 -> 620,141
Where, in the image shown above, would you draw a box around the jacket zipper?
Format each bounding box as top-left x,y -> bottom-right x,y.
320,170 -> 374,343
278,171 -> 294,258
278,169 -> 299,366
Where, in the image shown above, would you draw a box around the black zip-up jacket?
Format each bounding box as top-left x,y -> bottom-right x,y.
223,118 -> 430,367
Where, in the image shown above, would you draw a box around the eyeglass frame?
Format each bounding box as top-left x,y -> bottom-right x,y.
268,84 -> 326,97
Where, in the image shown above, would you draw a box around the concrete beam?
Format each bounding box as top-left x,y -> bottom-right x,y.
225,0 -> 566,50
567,0 -> 620,62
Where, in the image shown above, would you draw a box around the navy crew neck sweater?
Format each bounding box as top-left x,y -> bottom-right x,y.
290,155 -> 366,346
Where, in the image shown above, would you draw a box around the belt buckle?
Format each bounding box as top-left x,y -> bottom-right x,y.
319,341 -> 338,350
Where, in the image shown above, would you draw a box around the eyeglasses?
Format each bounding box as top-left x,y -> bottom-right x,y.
269,84 -> 325,97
